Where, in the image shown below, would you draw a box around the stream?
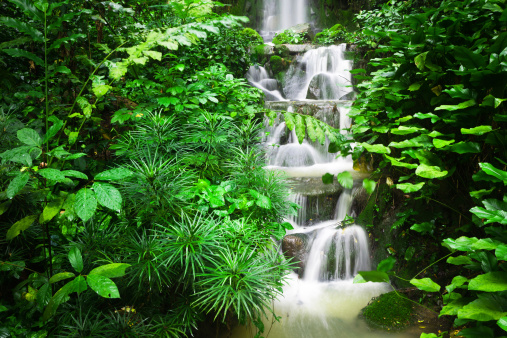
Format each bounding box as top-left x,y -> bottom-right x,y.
229,1 -> 421,337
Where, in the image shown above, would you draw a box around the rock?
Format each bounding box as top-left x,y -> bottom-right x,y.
339,91 -> 356,101
269,55 -> 291,74
306,73 -> 336,100
245,1 -> 251,12
288,23 -> 314,41
282,233 -> 309,277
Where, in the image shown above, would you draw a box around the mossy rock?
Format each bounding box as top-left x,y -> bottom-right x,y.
240,27 -> 263,45
269,55 -> 291,74
361,291 -> 414,331
273,44 -> 290,58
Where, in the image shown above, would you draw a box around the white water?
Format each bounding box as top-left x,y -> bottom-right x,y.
262,0 -> 308,33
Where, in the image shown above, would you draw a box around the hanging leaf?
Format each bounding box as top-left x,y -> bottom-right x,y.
43,116 -> 64,143
6,171 -> 30,199
410,222 -> 434,233
284,112 -> 295,131
356,270 -> 389,283
43,279 -> 79,321
396,182 -> 425,193
415,164 -> 448,179
479,163 -> 507,184
410,277 -> 440,292
461,125 -> 493,136
468,272 -> 507,292
337,171 -> 353,189
362,179 -> 376,194
6,214 -> 37,240
86,274 -> 120,298
74,188 -> 97,222
385,155 -> 418,169
39,197 -> 64,224
17,128 -> 42,147
49,272 -> 76,284
294,114 -> 305,144
92,182 -> 122,212
2,48 -> 44,67
377,256 -> 396,272
360,142 -> 391,154
68,246 -> 83,273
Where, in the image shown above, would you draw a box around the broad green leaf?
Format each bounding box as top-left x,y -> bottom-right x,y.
284,112 -> 295,131
68,246 -> 83,273
0,17 -> 43,42
389,135 -> 432,148
36,283 -> 51,308
420,334 -> 438,338
92,182 -> 122,211
49,272 -> 75,284
470,188 -> 494,199
453,46 -> 486,69
92,84 -> 112,99
66,153 -> 86,160
363,179 -> 376,194
0,200 -> 11,216
414,51 -> 428,71
433,139 -> 454,148
158,97 -> 179,107
415,164 -> 448,179
89,263 -> 131,278
396,182 -> 425,193
74,188 -> 97,222
360,142 -> 390,154
43,116 -> 64,143
448,141 -> 481,154
441,297 -> 469,316
472,238 -> 498,250
76,96 -> 92,118
377,256 -> 396,272
458,294 -> 505,321
61,170 -> 88,180
305,116 -> 318,143
446,275 -> 468,293
86,274 -> 120,298
385,155 -> 417,169
37,168 -> 66,182
496,245 -> 507,261
356,270 -> 389,283
353,274 -> 367,283
2,48 -> 43,67
410,277 -> 440,292
337,172 -> 353,189
498,317 -> 507,332
435,99 -> 476,111
390,126 -> 426,135
443,236 -> 479,251
294,114 -> 305,144
143,50 -> 162,61
17,128 -> 42,147
470,200 -> 507,225
7,171 -> 30,199
39,197 -> 64,224
414,112 -> 440,123
43,279 -> 78,321
74,275 -> 87,294
6,214 -> 37,240
481,95 -> 507,108
461,125 -> 493,136
468,272 -> 507,292
322,173 -> 334,184
410,222 -> 434,233
479,163 -> 507,185
408,83 -> 421,91
94,168 -> 133,181
68,132 -> 79,146
447,256 -> 473,265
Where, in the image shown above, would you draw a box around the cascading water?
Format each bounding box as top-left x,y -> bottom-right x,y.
260,0 -> 308,40
229,3 -> 419,337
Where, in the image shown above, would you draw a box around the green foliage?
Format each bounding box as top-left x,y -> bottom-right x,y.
362,291 -> 414,330
240,27 -> 263,45
272,29 -> 308,45
314,24 -> 347,45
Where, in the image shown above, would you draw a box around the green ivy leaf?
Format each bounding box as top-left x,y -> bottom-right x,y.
337,171 -> 353,189
410,277 -> 440,292
363,178 -> 376,194
89,263 -> 131,278
6,214 -> 37,240
17,128 -> 42,147
92,182 -> 122,212
94,168 -> 133,181
74,188 -> 97,222
377,256 -> 396,272
86,274 -> 120,298
68,246 -> 83,273
7,171 -> 30,199
396,182 -> 425,193
415,164 -> 448,179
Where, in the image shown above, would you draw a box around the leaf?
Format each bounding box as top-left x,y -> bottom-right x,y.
337,172 -> 353,189
94,168 -> 133,181
76,96 -> 92,118
322,173 -> 334,184
446,275 -> 468,293
74,188 -> 97,222
92,84 -> 112,99
415,164 -> 448,179
17,128 -> 42,147
43,116 -> 64,143
0,200 -> 11,216
49,272 -> 75,284
0,16 -> 43,42
74,275 -> 87,294
143,50 -> 162,61
461,125 -> 493,136
49,33 -> 86,51
377,256 -> 396,272
468,272 -> 507,292
453,46 -> 486,69
61,170 -> 88,180
37,168 -> 66,182
363,179 -> 376,194
360,142 -> 391,154
92,182 -> 122,212
89,263 -> 131,278
414,51 -> 428,70
86,274 -> 120,298
410,222 -> 434,233
441,297 -> 469,316
435,99 -> 476,111
498,317 -> 507,332
448,142 -> 481,154
39,197 -> 64,224
410,277 -> 440,292
385,155 -> 418,169
2,48 -> 44,67
443,236 -> 478,251
68,246 -> 83,273
7,171 -> 30,199
36,283 -> 51,308
356,270 -> 389,283
43,279 -> 78,321
294,114 -> 305,144
158,97 -> 179,107
433,139 -> 455,148
414,112 -> 440,123
396,182 -> 425,193
6,215 -> 37,240
458,294 -> 505,321
470,199 -> 507,225
390,126 -> 426,135
479,163 -> 507,185
447,256 -> 473,265
68,132 -> 79,146
496,245 -> 507,261
284,112 -> 295,131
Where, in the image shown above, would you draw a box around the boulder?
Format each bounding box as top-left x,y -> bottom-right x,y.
288,23 -> 314,41
306,73 -> 336,100
282,233 -> 310,277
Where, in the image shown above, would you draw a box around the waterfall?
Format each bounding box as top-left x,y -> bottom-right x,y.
261,0 -> 308,34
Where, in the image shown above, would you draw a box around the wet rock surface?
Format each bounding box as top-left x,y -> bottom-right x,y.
282,233 -> 309,277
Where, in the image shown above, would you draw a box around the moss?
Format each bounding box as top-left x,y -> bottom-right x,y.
361,291 -> 414,331
240,27 -> 263,45
270,55 -> 291,74
273,45 -> 290,58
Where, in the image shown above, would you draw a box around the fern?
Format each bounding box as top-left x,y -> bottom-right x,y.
0,16 -> 43,42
